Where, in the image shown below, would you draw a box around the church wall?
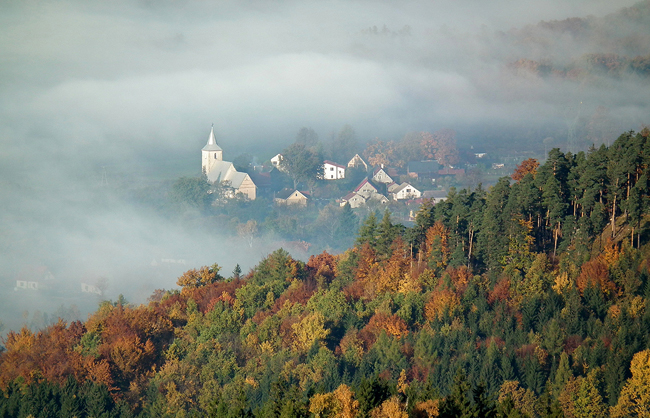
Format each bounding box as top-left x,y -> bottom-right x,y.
238,176 -> 257,200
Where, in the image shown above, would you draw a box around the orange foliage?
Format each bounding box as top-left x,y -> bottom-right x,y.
108,335 -> 156,382
343,280 -> 366,301
270,281 -> 317,315
355,243 -> 379,282
511,158 -> 540,182
576,258 -> 617,297
413,399 -> 441,417
423,222 -> 450,271
488,277 -> 511,305
363,139 -> 399,168
448,266 -> 471,297
374,238 -> 412,295
306,251 -> 337,285
424,288 -> 460,321
420,129 -> 459,167
359,313 -> 409,348
180,278 -> 245,313
0,321 -> 87,389
83,304 -> 174,393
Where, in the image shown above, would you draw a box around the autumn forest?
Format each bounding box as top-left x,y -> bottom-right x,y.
4,130 -> 650,417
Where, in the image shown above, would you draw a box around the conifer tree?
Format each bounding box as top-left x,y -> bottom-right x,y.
357,211 -> 379,249
376,210 -> 399,259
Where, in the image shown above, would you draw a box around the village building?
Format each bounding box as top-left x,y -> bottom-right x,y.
271,154 -> 285,171
340,192 -> 367,208
391,183 -> 421,200
353,178 -> 379,198
422,190 -> 448,204
371,167 -> 393,184
323,160 -> 346,180
202,126 -> 257,200
339,178 -> 389,208
407,160 -> 441,180
347,154 -> 368,171
274,188 -> 310,207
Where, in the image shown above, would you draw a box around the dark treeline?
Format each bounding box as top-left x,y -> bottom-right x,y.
3,130 -> 650,417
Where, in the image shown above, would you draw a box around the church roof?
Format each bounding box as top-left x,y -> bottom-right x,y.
206,161 -> 249,189
202,126 -> 223,152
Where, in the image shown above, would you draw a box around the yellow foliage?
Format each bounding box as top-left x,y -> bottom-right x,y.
553,272 -> 571,294
334,384 -> 360,418
310,392 -> 336,418
600,240 -> 620,267
245,376 -> 259,388
398,273 -> 422,294
413,399 -> 440,417
608,304 -> 622,320
176,264 -> 221,290
370,396 -> 408,418
498,380 -> 540,418
611,349 -> 650,417
4,327 -> 34,352
397,369 -> 409,395
259,341 -> 274,355
310,384 -> 359,418
629,295 -> 646,318
292,312 -> 330,352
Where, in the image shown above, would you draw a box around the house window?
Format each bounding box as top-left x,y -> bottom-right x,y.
330,167 -> 334,171
331,175 -> 334,179
406,189 -> 411,193
214,153 -> 217,159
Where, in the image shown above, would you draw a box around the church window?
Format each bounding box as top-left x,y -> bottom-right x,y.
214,153 -> 217,159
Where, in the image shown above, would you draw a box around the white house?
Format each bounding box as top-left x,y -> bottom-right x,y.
202,126 -> 257,200
391,183 -> 421,200
271,154 -> 286,172
347,154 -> 368,171
323,160 -> 346,180
371,167 -> 393,184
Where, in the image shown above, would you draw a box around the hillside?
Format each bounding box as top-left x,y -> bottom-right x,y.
2,130 -> 650,417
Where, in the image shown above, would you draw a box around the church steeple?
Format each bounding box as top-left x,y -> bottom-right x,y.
207,124 -> 217,146
202,124 -> 223,175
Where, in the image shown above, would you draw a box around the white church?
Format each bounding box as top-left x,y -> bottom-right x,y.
202,126 -> 257,200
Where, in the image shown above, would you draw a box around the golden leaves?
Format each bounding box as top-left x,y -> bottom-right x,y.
292,312 -> 330,353
611,349 -> 650,417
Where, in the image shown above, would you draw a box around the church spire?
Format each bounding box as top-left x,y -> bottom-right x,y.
207,124 -> 217,145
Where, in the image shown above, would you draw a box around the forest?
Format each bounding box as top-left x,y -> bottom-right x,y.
3,129 -> 650,417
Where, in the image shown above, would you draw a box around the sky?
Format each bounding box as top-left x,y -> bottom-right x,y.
0,0 -> 648,332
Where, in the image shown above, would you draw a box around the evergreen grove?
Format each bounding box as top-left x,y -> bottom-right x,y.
4,130 -> 650,417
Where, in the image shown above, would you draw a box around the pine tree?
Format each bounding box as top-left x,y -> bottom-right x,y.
356,211 -> 379,249
376,209 -> 399,259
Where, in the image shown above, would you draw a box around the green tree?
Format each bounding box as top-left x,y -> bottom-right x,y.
336,203 -> 359,249
376,210 -> 401,259
281,143 -> 323,190
296,127 -> 320,148
170,176 -> 211,212
357,211 -> 379,249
